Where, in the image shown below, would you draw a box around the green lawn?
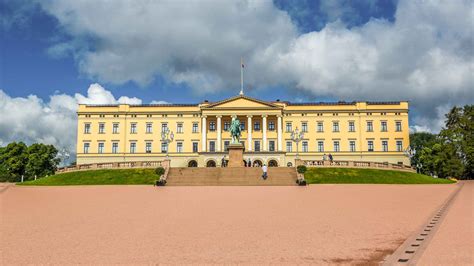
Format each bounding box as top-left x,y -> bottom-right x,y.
18,169 -> 158,186
304,168 -> 455,184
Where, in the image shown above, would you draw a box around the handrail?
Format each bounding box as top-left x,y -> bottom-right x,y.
302,160 -> 415,172
57,160 -> 165,173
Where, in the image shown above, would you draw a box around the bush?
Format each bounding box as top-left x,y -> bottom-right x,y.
154,167 -> 165,176
297,165 -> 307,174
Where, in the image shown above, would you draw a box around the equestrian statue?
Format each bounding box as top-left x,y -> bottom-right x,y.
230,116 -> 242,144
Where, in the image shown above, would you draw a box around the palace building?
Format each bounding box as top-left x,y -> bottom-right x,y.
76,94 -> 410,167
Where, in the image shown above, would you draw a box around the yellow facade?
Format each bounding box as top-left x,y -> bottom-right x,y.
76,95 -> 410,167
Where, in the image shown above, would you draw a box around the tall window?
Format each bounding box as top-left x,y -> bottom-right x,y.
381,121 -> 387,132
318,141 -> 324,152
112,123 -> 119,134
84,123 -> 91,134
161,142 -> 168,153
349,141 -> 356,152
240,122 -> 245,131
98,123 -> 105,134
224,141 -> 230,151
301,122 -> 308,132
192,123 -> 199,133
254,121 -> 260,131
177,123 -> 183,133
98,142 -> 104,153
146,142 -> 152,153
269,140 -> 275,151
286,122 -> 292,132
177,142 -> 183,153
146,123 -> 153,133
367,121 -> 373,132
130,123 -> 137,133
224,122 -> 230,131
302,141 -> 308,152
192,142 -> 198,153
130,142 -> 136,153
396,121 -> 402,132
161,123 -> 168,133
254,141 -> 261,152
317,122 -> 324,132
368,140 -> 374,152
333,141 -> 340,152
286,141 -> 292,152
209,121 -> 216,131
209,141 -> 216,152
382,140 -> 388,152
268,121 -> 275,131
332,122 -> 339,132
349,121 -> 355,132
396,140 -> 403,152
83,143 -> 90,153
112,142 -> 119,154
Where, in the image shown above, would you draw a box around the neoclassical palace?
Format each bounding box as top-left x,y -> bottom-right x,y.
76,95 -> 410,167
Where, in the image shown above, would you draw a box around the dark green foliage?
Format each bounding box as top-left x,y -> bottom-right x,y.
155,167 -> 165,176
297,165 -> 307,174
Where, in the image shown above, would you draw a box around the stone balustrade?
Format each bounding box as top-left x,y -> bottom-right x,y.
301,160 -> 415,172
57,160 -> 168,173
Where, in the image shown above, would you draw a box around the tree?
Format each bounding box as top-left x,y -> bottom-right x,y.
410,132 -> 437,169
25,143 -> 60,180
0,142 -> 28,182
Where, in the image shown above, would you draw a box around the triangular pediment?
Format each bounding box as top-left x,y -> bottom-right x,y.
204,95 -> 280,109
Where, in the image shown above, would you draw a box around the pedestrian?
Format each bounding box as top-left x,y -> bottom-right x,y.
329,153 -> 333,164
323,153 -> 327,161
262,164 -> 268,180
247,158 -> 252,167
221,156 -> 226,167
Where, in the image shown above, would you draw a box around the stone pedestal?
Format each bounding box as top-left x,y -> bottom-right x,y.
227,143 -> 244,167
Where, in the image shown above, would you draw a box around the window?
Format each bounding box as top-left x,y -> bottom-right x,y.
112,123 -> 119,134
192,142 -> 198,153
333,141 -> 340,152
396,140 -> 403,152
350,141 -> 356,152
177,123 -> 183,133
396,121 -> 402,132
209,141 -> 216,152
209,121 -> 216,131
130,142 -> 136,153
99,123 -> 105,134
112,142 -> 119,154
240,122 -> 245,131
286,122 -> 292,132
286,141 -> 292,152
161,142 -> 168,153
254,141 -> 261,152
318,141 -> 324,152
332,122 -> 339,132
254,121 -> 260,131
269,140 -> 275,152
146,123 -> 153,133
98,142 -> 104,153
349,121 -> 355,132
302,141 -> 308,152
177,142 -> 183,153
224,141 -> 230,151
84,123 -> 91,134
382,140 -> 388,152
368,140 -> 374,152
146,142 -> 152,153
161,123 -> 168,133
381,121 -> 387,132
130,123 -> 137,133
83,143 -> 90,154
317,122 -> 324,132
268,121 -> 275,131
302,122 -> 308,132
367,121 -> 373,132
224,122 -> 230,131
192,123 -> 199,133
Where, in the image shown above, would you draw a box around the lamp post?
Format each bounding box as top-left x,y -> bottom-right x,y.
290,127 -> 304,159
161,128 -> 174,158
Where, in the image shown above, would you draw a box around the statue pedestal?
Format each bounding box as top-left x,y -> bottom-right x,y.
227,143 -> 244,167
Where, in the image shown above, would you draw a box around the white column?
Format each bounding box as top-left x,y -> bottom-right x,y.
201,115 -> 207,152
247,115 -> 252,151
262,115 -> 267,151
277,115 -> 282,151
216,115 -> 222,152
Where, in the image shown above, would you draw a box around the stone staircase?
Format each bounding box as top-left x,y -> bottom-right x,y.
166,167 -> 297,186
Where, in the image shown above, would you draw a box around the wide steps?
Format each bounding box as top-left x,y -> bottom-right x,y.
166,167 -> 297,186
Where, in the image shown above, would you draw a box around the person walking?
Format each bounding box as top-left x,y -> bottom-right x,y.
323,153 -> 327,161
262,164 -> 268,180
221,156 -> 226,167
328,153 -> 333,164
247,158 -> 252,168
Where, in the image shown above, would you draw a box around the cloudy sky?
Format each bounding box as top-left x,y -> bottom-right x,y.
1,0 -> 473,156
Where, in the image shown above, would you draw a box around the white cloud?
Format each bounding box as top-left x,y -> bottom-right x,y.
35,0 -> 474,132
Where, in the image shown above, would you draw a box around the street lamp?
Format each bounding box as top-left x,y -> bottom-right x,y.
290,127 -> 304,159
161,128 -> 174,158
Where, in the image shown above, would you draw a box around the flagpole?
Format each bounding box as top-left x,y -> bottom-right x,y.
240,57 -> 244,95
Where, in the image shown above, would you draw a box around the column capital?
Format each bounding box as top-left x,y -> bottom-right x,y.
261,114 -> 268,118
231,115 -> 237,119
201,115 -> 207,118
247,115 -> 253,118
216,115 -> 222,118
277,114 -> 283,118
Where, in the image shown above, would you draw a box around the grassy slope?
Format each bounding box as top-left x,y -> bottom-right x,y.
18,169 -> 158,186
304,168 -> 455,184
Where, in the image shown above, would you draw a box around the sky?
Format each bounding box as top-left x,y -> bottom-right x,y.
0,0 -> 473,156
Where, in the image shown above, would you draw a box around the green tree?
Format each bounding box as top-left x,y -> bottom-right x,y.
0,142 -> 28,182
410,132 -> 437,169
25,143 -> 60,180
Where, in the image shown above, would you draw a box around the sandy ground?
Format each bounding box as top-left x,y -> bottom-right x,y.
1,184 -> 457,264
